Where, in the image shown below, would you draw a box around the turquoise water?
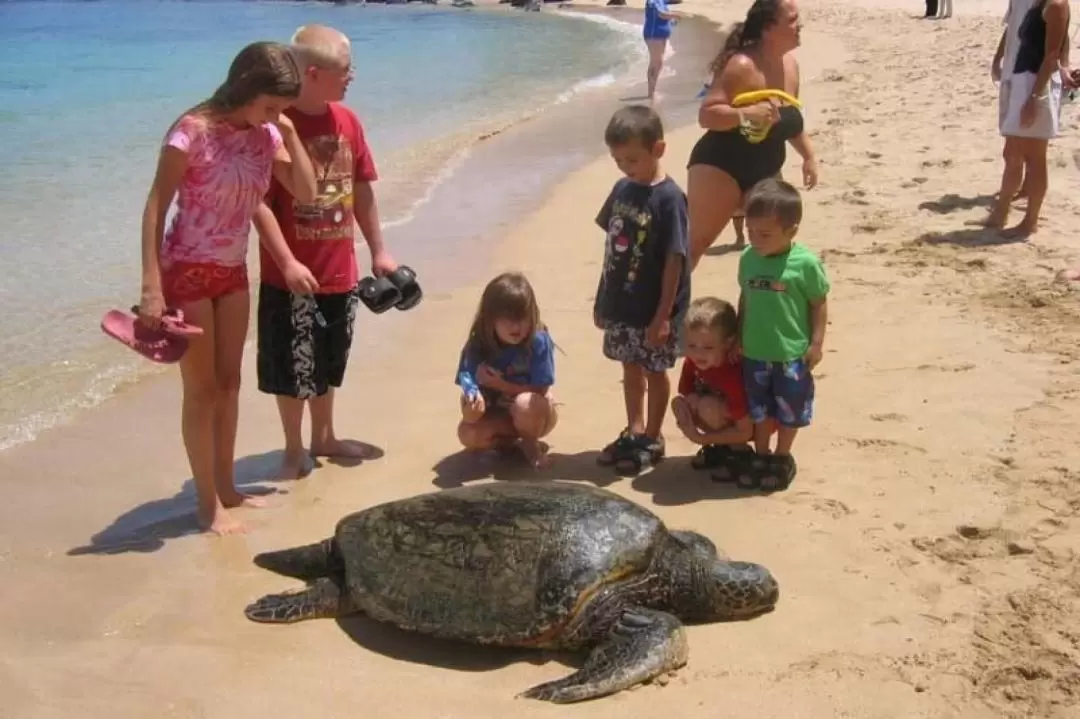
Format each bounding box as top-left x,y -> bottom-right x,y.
0,0 -> 644,450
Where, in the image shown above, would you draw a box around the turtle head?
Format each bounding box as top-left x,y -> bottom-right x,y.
663,533 -> 779,622
698,559 -> 779,621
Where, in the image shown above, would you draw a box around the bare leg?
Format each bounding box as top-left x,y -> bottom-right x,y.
510,392 -> 559,468
732,214 -> 746,247
752,421 -> 773,455
457,407 -> 517,452
645,39 -> 667,101
774,426 -> 799,456
622,362 -> 647,436
643,369 -> 670,442
176,300 -> 244,536
694,395 -> 732,432
1006,138 -> 1048,237
985,136 -> 1024,229
275,396 -> 309,480
687,164 -> 743,270
211,290 -> 264,511
309,388 -> 378,460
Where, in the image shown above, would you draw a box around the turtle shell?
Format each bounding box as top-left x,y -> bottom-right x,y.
334,480 -> 666,647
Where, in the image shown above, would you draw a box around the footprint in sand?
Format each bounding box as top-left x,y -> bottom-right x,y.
785,491 -> 853,519
870,412 -> 907,422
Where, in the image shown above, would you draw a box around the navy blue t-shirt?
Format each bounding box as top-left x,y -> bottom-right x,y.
594,176 -> 691,328
455,329 -> 556,402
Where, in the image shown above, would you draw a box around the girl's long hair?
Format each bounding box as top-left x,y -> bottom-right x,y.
463,272 -> 545,365
165,40 -> 302,138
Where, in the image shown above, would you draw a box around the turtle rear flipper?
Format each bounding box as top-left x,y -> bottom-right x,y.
519,608 -> 688,704
244,577 -> 357,624
252,538 -> 340,580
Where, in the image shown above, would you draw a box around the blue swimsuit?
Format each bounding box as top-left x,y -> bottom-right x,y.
643,0 -> 672,40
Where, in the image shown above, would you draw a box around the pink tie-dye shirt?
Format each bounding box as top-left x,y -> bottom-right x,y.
160,114 -> 284,268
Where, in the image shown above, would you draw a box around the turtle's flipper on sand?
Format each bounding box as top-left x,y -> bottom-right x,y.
518,607 -> 689,704
252,538 -> 339,581
244,577 -> 358,624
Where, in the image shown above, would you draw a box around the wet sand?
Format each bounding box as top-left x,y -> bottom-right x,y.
4,0 -> 1080,717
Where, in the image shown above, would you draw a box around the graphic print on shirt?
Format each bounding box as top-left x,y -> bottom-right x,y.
293,133 -> 356,242
604,199 -> 652,292
747,275 -> 789,293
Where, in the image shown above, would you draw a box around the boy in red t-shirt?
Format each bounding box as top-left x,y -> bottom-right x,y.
253,24 -> 399,479
671,296 -> 754,479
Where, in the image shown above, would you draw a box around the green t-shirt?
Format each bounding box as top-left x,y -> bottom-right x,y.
738,243 -> 830,362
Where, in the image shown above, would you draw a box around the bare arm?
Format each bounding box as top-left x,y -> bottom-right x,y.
653,252 -> 684,326
140,145 -> 187,298
698,55 -> 760,131
353,181 -> 389,260
697,415 -> 754,446
1033,0 -> 1070,96
784,55 -> 816,163
270,125 -> 317,204
809,297 -> 828,350
252,201 -> 300,273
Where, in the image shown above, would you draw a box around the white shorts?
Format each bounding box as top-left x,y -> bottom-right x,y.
998,71 -> 1063,140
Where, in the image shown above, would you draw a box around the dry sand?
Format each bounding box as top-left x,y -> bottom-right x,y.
3,0 -> 1080,717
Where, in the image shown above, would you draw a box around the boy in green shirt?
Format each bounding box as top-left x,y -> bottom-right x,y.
736,178 -> 829,492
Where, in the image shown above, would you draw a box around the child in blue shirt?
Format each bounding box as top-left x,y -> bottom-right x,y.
456,272 -> 558,468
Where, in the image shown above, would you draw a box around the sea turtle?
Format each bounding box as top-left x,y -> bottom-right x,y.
244,480 -> 779,703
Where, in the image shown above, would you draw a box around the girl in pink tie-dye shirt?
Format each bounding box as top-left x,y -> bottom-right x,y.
138,41 -> 317,536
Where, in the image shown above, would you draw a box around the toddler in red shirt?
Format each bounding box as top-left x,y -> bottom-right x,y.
671,296 -> 754,479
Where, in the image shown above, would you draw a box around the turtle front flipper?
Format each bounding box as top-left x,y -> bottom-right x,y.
519,608 -> 688,704
252,538 -> 340,581
244,577 -> 357,624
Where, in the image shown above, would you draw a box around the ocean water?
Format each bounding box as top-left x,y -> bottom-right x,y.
0,0 -> 647,450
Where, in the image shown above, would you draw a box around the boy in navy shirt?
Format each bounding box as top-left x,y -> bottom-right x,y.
593,105 -> 690,474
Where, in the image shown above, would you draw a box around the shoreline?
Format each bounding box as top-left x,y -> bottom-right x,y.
6,0 -> 1080,717
0,1 -> 684,453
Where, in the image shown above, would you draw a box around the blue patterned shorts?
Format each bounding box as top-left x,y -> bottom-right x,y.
742,358 -> 815,428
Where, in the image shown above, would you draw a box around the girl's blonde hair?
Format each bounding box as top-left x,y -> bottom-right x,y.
685,296 -> 738,341
463,272 -> 544,363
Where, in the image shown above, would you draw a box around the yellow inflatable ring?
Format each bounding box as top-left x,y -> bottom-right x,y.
731,89 -> 802,144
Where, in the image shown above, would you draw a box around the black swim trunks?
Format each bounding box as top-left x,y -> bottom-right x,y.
256,283 -> 359,399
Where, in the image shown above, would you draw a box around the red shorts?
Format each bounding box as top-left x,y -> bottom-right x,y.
162,261 -> 249,306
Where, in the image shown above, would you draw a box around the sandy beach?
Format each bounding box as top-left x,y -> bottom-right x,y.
3,0 -> 1080,717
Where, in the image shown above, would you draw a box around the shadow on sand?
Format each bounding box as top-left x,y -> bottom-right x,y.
67,443 -> 383,557
335,615 -> 575,675
917,193 -> 997,215
431,446 -> 762,505
913,227 -> 1029,249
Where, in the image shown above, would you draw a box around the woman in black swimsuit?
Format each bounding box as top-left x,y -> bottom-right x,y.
686,0 -> 819,268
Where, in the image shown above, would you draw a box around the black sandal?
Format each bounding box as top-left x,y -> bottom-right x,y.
709,444 -> 755,483
735,453 -> 796,492
596,429 -> 634,467
691,444 -> 727,470
613,434 -> 665,475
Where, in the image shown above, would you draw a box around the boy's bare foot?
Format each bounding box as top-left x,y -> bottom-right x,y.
978,210 -> 1008,230
1057,268 -> 1080,282
197,505 -> 247,536
219,489 -> 269,509
520,439 -> 553,469
1003,218 -> 1037,239
279,449 -> 312,480
311,438 -> 379,460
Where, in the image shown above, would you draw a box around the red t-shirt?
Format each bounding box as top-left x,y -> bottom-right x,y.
677,355 -> 749,420
259,102 -> 378,294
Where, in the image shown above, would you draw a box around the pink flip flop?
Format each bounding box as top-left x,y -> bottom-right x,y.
100,307 -> 200,364
128,305 -> 204,339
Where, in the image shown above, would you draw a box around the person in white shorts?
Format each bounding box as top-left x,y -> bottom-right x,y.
986,0 -> 1071,238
